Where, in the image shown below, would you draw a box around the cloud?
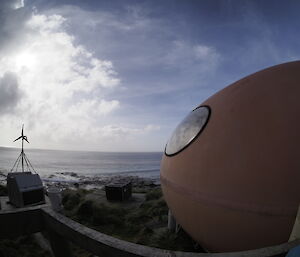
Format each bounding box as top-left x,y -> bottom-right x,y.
13,0 -> 24,9
0,0 -> 23,10
0,72 -> 21,115
164,40 -> 220,73
0,9 -> 124,150
0,0 -> 31,55
68,99 -> 120,118
48,4 -> 222,104
98,100 -> 120,115
99,123 -> 160,137
0,5 -> 162,151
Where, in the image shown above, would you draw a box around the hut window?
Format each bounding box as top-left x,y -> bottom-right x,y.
165,106 -> 210,156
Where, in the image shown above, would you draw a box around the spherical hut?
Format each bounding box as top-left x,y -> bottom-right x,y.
160,61 -> 300,252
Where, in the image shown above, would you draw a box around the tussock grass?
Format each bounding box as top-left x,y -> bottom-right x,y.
62,187 -> 200,252
0,184 -> 7,196
0,235 -> 52,257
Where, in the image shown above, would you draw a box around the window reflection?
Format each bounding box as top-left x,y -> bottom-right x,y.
165,106 -> 210,156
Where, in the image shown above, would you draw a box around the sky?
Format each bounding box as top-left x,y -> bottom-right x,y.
0,0 -> 299,152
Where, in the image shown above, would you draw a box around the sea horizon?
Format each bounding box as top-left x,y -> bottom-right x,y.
0,145 -> 163,154
0,147 -> 163,182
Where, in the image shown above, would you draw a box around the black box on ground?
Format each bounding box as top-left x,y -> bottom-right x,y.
105,182 -> 132,201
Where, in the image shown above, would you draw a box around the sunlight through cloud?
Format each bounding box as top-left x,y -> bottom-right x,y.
15,51 -> 37,70
0,11 -> 123,150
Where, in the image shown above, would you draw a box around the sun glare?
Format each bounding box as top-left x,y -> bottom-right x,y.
15,51 -> 37,70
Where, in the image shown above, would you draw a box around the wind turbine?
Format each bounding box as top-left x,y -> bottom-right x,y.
11,124 -> 35,173
8,125 -> 44,207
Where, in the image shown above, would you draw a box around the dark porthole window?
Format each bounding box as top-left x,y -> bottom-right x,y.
165,106 -> 211,156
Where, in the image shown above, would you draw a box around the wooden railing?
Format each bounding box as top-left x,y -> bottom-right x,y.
0,204 -> 299,257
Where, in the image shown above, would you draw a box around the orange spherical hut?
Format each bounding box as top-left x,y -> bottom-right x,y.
160,61 -> 300,252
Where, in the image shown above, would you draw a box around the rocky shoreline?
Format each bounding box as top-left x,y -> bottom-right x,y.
0,171 -> 6,184
0,170 -> 160,190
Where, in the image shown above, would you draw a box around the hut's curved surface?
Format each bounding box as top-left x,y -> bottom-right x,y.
161,61 -> 300,252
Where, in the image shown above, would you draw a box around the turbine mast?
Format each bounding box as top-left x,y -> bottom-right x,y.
12,124 -> 30,172
22,125 -> 24,172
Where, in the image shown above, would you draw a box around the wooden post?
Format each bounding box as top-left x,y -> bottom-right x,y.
168,209 -> 176,232
289,205 -> 300,241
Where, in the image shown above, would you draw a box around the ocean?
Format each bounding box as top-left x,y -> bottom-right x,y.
0,147 -> 162,182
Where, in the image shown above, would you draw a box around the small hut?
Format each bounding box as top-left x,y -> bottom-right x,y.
105,181 -> 132,201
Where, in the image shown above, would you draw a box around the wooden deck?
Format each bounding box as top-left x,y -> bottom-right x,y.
0,197 -> 299,257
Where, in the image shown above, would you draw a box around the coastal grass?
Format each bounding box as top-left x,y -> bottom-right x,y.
0,184 -> 7,196
62,187 -> 200,252
0,183 -> 199,256
0,235 -> 52,257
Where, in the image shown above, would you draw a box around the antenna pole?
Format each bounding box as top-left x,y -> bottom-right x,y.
12,124 -> 31,173
22,125 -> 24,172
22,137 -> 24,172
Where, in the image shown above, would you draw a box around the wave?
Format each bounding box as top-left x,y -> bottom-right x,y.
97,168 -> 160,176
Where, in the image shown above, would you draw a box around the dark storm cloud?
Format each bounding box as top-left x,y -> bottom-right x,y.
0,0 -> 31,55
0,72 -> 21,115
0,1 -> 26,115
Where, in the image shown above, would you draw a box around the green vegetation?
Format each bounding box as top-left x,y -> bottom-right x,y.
62,188 -> 88,210
0,184 -> 200,257
62,187 -> 201,254
0,235 -> 52,257
0,184 -> 7,196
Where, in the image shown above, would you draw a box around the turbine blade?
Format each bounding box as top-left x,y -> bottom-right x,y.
24,137 -> 29,143
13,136 -> 22,142
22,124 -> 24,136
